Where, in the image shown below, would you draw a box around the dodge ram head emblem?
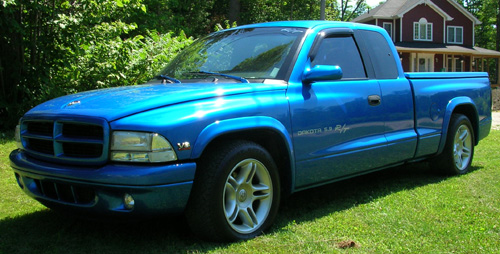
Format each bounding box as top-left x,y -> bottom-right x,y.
66,100 -> 81,107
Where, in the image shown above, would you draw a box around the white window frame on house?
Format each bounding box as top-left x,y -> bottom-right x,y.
414,18 -> 433,41
383,22 -> 393,39
447,26 -> 463,44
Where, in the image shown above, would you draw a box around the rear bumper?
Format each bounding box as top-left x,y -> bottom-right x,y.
478,116 -> 492,143
10,149 -> 195,216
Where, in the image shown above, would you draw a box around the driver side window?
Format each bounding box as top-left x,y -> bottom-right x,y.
311,36 -> 366,79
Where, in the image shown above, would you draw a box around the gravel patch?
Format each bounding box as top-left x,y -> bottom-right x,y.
492,112 -> 500,130
493,88 -> 500,112
492,88 -> 500,130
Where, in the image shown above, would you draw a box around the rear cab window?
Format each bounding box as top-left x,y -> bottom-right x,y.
355,30 -> 399,79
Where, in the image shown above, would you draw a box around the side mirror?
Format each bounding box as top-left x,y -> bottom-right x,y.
302,65 -> 343,83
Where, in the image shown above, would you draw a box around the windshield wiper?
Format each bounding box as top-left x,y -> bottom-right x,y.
188,71 -> 249,83
155,74 -> 181,84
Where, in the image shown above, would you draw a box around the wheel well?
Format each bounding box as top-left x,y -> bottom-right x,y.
200,129 -> 293,197
452,104 -> 479,145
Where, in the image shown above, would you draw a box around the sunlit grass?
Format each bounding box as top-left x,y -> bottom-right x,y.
1,132 -> 499,253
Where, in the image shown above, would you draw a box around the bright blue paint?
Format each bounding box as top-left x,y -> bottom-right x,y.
15,165 -> 192,215
409,76 -> 491,155
439,97 -> 478,152
478,117 -> 492,141
27,82 -> 287,121
19,115 -> 110,166
9,21 -> 492,216
10,150 -> 196,185
406,72 -> 489,79
302,65 -> 343,82
191,116 -> 294,159
109,87 -> 291,161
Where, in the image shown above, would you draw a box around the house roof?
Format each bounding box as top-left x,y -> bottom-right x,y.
353,0 -> 480,25
395,42 -> 500,57
353,0 -> 408,22
472,46 -> 500,57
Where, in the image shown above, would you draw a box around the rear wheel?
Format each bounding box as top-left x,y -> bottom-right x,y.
185,140 -> 280,241
434,114 -> 475,175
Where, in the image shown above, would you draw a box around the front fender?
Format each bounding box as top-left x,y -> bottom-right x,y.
191,116 -> 294,160
191,116 -> 297,193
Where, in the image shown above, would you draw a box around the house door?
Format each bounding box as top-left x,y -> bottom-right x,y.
411,53 -> 434,72
447,56 -> 464,72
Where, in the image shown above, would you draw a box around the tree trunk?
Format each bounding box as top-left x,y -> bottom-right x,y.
228,0 -> 241,24
321,0 -> 326,20
497,0 -> 500,51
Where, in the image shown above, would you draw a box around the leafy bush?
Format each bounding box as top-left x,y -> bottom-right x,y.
58,30 -> 192,93
0,0 -> 192,130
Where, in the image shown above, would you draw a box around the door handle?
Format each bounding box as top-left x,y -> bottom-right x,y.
368,95 -> 381,106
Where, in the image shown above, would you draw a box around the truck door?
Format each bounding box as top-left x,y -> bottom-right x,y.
288,31 -> 389,188
355,29 -> 417,164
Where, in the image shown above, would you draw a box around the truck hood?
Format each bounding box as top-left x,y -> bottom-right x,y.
25,81 -> 287,121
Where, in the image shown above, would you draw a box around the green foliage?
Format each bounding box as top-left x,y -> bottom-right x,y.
1,0 -> 491,133
127,0 -> 215,36
241,0 -> 322,23
238,0 -> 366,23
0,0 -> 192,131
58,30 -> 192,92
460,0 -> 498,50
0,0 -> 373,132
214,20 -> 238,32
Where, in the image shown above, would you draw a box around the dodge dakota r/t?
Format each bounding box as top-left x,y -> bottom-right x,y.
10,21 -> 492,241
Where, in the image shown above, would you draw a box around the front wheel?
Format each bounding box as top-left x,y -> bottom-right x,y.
434,114 -> 475,175
185,140 -> 280,241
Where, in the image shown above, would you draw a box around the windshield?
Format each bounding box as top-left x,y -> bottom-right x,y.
159,27 -> 306,82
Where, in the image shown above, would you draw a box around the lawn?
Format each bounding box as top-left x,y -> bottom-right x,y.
1,131 -> 499,253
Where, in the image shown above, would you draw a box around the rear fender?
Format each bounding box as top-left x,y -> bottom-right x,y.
438,97 -> 478,154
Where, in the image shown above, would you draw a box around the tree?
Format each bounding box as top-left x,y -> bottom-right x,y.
0,0 -> 192,130
229,0 -> 241,23
0,0 -> 373,131
459,0 -> 499,83
340,0 -> 366,21
459,0 -> 499,50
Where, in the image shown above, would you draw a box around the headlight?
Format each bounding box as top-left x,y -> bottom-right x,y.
111,131 -> 177,163
15,124 -> 23,150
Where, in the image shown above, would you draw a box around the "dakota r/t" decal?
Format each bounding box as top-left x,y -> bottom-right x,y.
297,124 -> 350,136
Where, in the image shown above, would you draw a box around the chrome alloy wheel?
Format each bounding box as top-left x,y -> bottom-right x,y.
453,124 -> 473,171
223,158 -> 273,234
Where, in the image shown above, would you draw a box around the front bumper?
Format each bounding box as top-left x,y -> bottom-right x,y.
10,149 -> 196,216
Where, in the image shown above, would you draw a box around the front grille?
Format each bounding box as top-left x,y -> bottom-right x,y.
63,123 -> 104,139
20,119 -> 108,165
33,178 -> 96,205
63,143 -> 103,158
26,138 -> 54,155
27,121 -> 53,136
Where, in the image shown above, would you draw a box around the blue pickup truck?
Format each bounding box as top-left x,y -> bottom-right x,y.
10,21 -> 491,241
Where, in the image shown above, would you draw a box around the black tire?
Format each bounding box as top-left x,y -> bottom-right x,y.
185,140 -> 280,242
434,114 -> 475,175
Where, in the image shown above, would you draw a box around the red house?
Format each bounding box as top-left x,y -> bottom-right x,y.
353,0 -> 500,85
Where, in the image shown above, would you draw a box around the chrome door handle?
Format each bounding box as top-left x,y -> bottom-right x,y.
368,95 -> 381,106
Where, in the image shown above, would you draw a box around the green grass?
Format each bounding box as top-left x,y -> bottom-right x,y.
1,132 -> 499,253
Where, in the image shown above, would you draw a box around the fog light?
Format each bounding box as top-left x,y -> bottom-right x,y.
124,194 -> 135,210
